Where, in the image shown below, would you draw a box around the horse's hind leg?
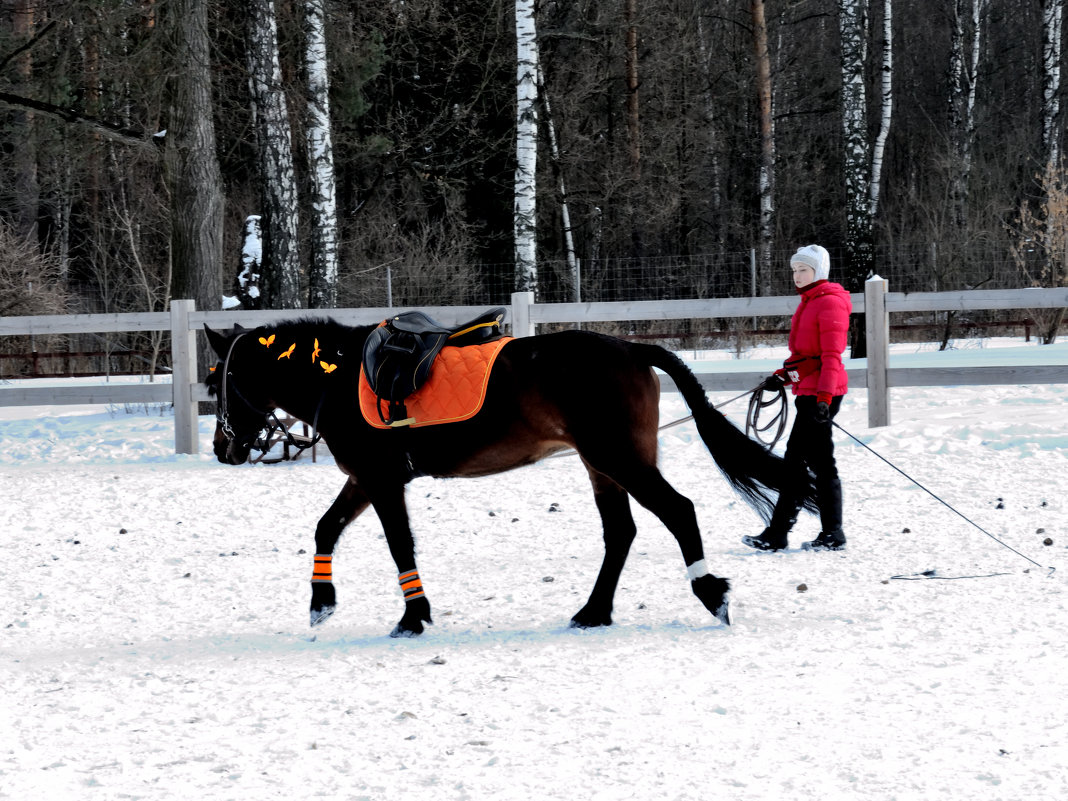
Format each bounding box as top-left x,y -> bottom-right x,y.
311,478 -> 370,626
582,449 -> 730,626
571,467 -> 638,629
621,465 -> 730,625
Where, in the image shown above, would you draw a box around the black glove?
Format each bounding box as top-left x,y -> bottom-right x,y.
761,374 -> 784,392
814,400 -> 831,422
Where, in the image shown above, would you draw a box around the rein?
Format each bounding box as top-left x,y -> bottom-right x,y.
657,384 -> 787,447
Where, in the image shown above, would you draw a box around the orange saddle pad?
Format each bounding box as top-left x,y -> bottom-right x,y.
358,337 -> 513,428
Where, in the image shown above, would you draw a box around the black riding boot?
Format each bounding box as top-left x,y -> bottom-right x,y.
742,495 -> 801,552
802,478 -> 846,551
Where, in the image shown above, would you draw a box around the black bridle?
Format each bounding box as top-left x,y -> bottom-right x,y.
214,331 -> 324,457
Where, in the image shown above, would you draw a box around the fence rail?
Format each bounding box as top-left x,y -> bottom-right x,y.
2,280 -> 1066,454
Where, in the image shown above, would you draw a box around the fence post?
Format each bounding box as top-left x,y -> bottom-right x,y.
170,299 -> 199,454
511,291 -> 536,337
865,276 -> 890,428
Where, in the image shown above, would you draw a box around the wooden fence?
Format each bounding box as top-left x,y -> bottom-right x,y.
1,278 -> 1066,454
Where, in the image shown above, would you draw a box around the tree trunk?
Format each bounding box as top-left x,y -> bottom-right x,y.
624,0 -> 641,178
236,215 -> 263,309
537,63 -> 579,301
163,0 -> 224,379
751,0 -> 775,290
869,0 -> 892,218
246,0 -> 302,310
301,0 -> 339,309
6,0 -> 39,244
514,0 -> 538,293
948,0 -> 988,231
1043,0 -> 1063,169
839,0 -> 874,356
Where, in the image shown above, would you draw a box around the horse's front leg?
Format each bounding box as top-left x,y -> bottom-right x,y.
369,481 -> 432,638
310,478 -> 370,626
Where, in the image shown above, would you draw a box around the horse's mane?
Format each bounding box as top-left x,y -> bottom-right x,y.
260,316 -> 369,337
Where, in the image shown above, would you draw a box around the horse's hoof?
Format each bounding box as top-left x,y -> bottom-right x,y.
569,609 -> 612,629
310,605 -> 335,627
714,600 -> 731,626
691,574 -> 731,626
389,623 -> 422,638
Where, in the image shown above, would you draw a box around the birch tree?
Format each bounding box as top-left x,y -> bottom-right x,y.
1043,0 -> 1063,170
246,0 -> 302,309
751,0 -> 774,288
538,63 -> 579,300
301,0 -> 339,309
869,0 -> 892,218
948,0 -> 988,230
514,0 -> 538,292
838,0 -> 873,294
296,0 -> 337,309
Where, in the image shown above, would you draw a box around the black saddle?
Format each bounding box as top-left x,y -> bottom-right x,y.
362,307 -> 507,426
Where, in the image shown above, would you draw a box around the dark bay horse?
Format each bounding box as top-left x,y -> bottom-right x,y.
205,316 -> 816,637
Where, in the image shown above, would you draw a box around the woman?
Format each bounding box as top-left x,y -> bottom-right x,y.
742,244 -> 852,552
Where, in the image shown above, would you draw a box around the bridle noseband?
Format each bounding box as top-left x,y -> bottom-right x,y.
214,331 -> 324,457
216,332 -> 272,447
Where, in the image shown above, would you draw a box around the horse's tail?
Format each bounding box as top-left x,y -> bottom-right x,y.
634,343 -> 817,523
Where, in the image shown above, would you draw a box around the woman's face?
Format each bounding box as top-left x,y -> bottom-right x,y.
791,262 -> 816,288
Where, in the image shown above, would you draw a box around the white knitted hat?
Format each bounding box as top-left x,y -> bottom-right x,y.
790,244 -> 830,282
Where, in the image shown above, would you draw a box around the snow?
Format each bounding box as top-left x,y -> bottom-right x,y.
2,339 -> 1067,800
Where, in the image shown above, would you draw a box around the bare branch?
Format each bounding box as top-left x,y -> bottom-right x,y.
0,90 -> 159,151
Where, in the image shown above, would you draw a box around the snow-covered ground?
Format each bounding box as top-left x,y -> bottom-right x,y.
2,339 -> 1067,800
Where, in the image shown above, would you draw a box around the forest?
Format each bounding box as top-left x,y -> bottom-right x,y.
2,0 -> 1067,347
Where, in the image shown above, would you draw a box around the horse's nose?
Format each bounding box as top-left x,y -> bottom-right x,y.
225,441 -> 251,465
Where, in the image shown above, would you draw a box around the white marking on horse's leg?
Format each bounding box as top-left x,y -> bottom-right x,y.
686,558 -> 709,581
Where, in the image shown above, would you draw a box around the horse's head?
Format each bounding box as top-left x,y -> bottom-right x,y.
205,324 -> 277,465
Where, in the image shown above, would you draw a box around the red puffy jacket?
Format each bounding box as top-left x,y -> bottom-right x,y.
782,280 -> 852,398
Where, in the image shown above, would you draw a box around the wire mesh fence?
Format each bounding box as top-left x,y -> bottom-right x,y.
338,241 -> 1042,309
2,241 -> 1061,379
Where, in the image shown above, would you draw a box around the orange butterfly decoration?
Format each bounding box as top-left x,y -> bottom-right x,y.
311,338 -> 321,363
258,334 -> 276,348
320,361 -> 338,374
277,343 -> 296,360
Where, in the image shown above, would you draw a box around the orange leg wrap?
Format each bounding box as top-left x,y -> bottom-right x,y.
312,554 -> 332,583
398,569 -> 425,601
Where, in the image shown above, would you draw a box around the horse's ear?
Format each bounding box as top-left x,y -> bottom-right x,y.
204,325 -> 230,358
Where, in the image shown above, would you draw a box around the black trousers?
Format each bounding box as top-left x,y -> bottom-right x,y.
768,394 -> 844,534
